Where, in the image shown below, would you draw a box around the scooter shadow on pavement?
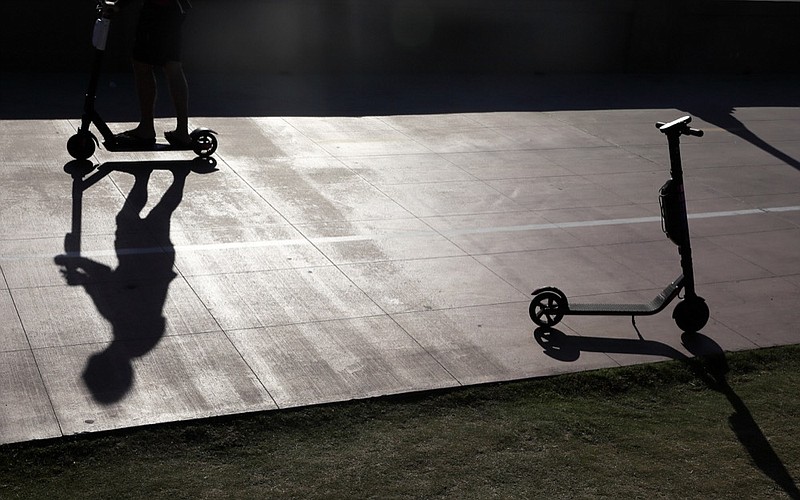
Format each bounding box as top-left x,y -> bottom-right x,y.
532,326 -> 695,363
533,326 -> 800,498
56,157 -> 217,405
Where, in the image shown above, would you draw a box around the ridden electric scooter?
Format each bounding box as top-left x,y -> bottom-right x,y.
67,0 -> 218,161
529,116 -> 709,334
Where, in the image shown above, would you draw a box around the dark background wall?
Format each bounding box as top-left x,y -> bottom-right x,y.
2,0 -> 799,74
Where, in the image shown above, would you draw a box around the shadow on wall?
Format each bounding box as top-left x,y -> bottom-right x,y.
54,158 -> 216,404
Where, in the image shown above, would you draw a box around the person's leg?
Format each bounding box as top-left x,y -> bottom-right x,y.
164,61 -> 190,142
130,60 -> 157,140
125,1 -> 160,142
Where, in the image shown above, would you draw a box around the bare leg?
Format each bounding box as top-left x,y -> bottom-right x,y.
165,61 -> 190,142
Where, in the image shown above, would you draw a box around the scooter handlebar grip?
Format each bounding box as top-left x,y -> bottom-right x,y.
686,127 -> 704,137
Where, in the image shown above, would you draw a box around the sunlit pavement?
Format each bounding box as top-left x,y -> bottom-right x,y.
1,73 -> 798,444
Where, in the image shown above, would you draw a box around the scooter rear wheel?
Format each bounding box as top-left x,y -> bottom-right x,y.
192,132 -> 218,157
67,133 -> 95,160
529,290 -> 566,327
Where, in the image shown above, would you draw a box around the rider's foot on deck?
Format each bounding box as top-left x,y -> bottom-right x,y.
113,130 -> 156,148
165,130 -> 193,148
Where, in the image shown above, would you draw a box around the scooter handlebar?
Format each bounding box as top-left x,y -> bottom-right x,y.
96,0 -> 119,15
656,116 -> 704,137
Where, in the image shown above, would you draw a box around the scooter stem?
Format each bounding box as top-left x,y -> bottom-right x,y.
79,4 -> 117,144
665,129 -> 698,299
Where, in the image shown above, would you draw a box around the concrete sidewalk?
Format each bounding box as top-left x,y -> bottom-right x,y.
1,74 -> 798,444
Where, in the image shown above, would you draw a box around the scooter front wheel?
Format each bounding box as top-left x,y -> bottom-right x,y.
529,290 -> 566,327
673,296 -> 709,333
67,132 -> 96,160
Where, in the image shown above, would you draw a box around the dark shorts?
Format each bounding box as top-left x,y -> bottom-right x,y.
132,2 -> 186,66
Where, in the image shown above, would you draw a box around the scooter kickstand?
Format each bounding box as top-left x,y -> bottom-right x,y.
632,316 -> 644,340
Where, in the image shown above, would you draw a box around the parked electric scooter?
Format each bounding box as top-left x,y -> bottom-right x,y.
67,0 -> 217,161
529,116 -> 709,334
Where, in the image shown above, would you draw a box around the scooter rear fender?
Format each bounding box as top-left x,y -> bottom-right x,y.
190,128 -> 218,138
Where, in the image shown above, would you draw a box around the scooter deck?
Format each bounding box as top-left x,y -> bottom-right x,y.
104,140 -> 196,153
101,129 -> 216,154
567,275 -> 683,316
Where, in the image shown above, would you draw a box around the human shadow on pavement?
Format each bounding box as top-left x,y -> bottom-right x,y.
686,106 -> 800,172
534,326 -> 800,498
55,158 -> 216,404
